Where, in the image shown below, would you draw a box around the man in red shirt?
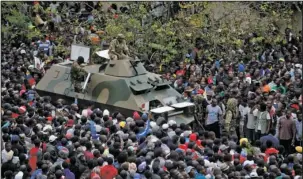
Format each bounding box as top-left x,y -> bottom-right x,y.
100,157 -> 118,179
84,142 -> 94,160
29,139 -> 43,173
176,62 -> 186,76
178,136 -> 188,151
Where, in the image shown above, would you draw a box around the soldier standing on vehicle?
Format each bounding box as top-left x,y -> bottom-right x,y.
71,56 -> 87,93
108,34 -> 130,60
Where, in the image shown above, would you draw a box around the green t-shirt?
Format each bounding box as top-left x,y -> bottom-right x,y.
271,85 -> 286,94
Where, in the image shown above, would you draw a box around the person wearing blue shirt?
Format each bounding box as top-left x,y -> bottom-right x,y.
238,61 -> 245,73
260,129 -> 280,148
136,114 -> 151,139
195,165 -> 206,179
30,161 -> 43,179
37,36 -> 51,56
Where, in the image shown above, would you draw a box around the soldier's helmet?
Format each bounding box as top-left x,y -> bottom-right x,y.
195,95 -> 204,104
117,34 -> 125,39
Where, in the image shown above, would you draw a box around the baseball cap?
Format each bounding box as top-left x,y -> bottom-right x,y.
162,124 -> 169,130
243,160 -> 254,167
295,64 -> 302,68
185,166 -> 195,174
168,120 -> 176,126
43,125 -> 52,132
103,109 -> 109,116
49,135 -> 57,142
20,50 -> 26,54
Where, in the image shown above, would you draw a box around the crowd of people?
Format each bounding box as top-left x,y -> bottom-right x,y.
1,1 -> 303,179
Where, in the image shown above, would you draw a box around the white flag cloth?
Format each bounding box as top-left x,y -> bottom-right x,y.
34,57 -> 42,70
96,50 -> 110,60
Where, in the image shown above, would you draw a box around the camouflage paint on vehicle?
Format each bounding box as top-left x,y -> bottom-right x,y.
36,59 -> 195,124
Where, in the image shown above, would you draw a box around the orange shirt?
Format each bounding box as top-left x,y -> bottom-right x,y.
262,85 -> 270,93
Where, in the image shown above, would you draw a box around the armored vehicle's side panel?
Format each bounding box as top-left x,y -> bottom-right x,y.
36,60 -> 195,124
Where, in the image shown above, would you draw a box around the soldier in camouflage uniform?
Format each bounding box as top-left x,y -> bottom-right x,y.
108,34 -> 130,60
70,56 -> 88,93
224,97 -> 239,136
193,95 -> 205,130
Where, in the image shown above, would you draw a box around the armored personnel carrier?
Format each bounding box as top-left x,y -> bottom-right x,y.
36,58 -> 195,124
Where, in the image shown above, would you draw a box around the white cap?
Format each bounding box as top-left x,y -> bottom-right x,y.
36,124 -> 43,130
49,135 -> 58,142
20,49 -> 26,54
43,125 -> 52,132
14,171 -> 24,179
162,123 -> 169,130
295,64 -> 302,68
103,109 -> 109,116
150,121 -> 157,129
12,156 -> 20,164
182,130 -> 192,137
204,160 -> 211,167
126,117 -> 134,123
243,160 -> 254,167
75,113 -> 81,118
95,125 -> 102,132
168,120 -> 176,126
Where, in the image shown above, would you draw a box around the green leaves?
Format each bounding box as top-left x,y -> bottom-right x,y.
149,43 -> 165,50
2,1 -> 297,63
5,9 -> 29,29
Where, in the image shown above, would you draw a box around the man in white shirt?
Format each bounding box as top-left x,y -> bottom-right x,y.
255,103 -> 271,140
295,113 -> 302,146
2,142 -> 13,163
239,99 -> 249,138
246,101 -> 258,143
205,99 -> 223,138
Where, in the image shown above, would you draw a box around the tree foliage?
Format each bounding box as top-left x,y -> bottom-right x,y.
1,2 -> 300,62
101,2 -> 298,62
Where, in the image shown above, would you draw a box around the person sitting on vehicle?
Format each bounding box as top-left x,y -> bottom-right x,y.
108,34 -> 130,60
